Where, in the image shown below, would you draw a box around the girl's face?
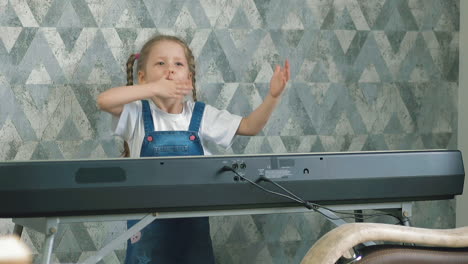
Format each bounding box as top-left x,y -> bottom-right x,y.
138,40 -> 192,84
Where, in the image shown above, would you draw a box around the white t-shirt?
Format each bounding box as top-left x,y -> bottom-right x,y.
112,100 -> 242,157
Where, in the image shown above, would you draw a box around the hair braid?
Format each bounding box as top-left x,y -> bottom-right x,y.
126,54 -> 137,86
122,53 -> 138,158
187,51 -> 197,101
192,75 -> 197,101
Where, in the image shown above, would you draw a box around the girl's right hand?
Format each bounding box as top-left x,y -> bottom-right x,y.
150,79 -> 193,100
97,78 -> 193,117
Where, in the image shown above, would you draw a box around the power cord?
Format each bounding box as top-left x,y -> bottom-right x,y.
222,166 -> 403,225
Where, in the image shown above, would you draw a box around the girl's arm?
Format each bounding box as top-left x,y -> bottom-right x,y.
97,79 -> 193,117
97,83 -> 156,116
237,60 -> 290,136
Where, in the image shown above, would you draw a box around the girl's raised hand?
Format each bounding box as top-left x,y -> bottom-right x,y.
269,59 -> 290,98
151,79 -> 193,100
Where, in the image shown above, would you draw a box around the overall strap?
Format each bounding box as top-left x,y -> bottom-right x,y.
141,100 -> 155,133
188,102 -> 205,132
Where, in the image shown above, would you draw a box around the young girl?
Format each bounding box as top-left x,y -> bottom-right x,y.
97,35 -> 290,264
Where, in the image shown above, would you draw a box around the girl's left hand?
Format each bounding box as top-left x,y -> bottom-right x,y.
270,59 -> 290,98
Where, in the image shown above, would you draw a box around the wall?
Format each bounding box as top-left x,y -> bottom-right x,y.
0,0 -> 460,263
457,0 -> 468,227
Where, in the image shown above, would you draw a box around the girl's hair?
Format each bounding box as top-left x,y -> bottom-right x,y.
122,35 -> 197,157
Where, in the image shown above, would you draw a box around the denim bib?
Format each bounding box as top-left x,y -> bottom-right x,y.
139,100 -> 205,157
125,100 -> 215,264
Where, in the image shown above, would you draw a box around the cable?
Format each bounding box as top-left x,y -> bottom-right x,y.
221,166 -> 305,205
222,166 -> 403,225
261,173 -> 403,224
260,176 -> 314,208
260,176 -> 401,222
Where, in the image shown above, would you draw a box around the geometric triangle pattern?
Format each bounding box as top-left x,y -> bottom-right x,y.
0,0 -> 460,263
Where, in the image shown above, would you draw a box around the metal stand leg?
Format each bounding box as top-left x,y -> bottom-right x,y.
41,218 -> 60,264
82,213 -> 159,264
402,202 -> 413,226
354,210 -> 364,223
13,217 -> 61,264
42,232 -> 56,264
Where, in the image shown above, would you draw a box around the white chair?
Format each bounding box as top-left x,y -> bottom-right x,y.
301,223 -> 468,264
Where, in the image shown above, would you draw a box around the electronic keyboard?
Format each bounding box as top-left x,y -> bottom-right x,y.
0,150 -> 464,218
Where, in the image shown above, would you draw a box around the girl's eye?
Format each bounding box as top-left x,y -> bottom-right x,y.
176,62 -> 184,66
156,61 -> 164,65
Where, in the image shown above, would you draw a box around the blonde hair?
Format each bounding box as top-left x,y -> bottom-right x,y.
123,35 -> 197,157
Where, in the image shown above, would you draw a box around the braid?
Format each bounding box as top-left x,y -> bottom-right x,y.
191,59 -> 197,102
192,74 -> 197,102
186,47 -> 197,101
122,54 -> 138,158
122,141 -> 130,158
126,54 -> 137,86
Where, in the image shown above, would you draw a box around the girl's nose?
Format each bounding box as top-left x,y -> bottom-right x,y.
167,66 -> 175,74
165,68 -> 174,75
166,68 -> 175,79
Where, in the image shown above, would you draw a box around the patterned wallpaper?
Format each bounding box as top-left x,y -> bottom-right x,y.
0,0 -> 460,263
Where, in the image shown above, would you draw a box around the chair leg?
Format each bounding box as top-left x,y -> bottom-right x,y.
13,224 -> 23,237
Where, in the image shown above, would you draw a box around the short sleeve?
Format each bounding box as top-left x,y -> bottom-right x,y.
200,104 -> 242,149
112,101 -> 140,141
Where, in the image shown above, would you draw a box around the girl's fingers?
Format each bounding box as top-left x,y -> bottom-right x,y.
275,65 -> 281,75
176,80 -> 193,89
178,84 -> 193,94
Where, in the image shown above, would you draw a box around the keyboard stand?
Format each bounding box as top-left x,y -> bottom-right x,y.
13,202 -> 413,264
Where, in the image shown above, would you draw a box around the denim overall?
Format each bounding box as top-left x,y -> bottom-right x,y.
125,100 -> 215,264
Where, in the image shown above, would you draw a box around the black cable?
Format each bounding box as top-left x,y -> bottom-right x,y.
260,176 -> 314,208
226,168 -> 359,221
223,166 -> 403,225
260,176 -> 402,222
260,172 -> 403,224
222,166 -> 305,204
317,207 -> 403,224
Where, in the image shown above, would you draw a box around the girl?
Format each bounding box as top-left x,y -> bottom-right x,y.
97,35 -> 290,264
